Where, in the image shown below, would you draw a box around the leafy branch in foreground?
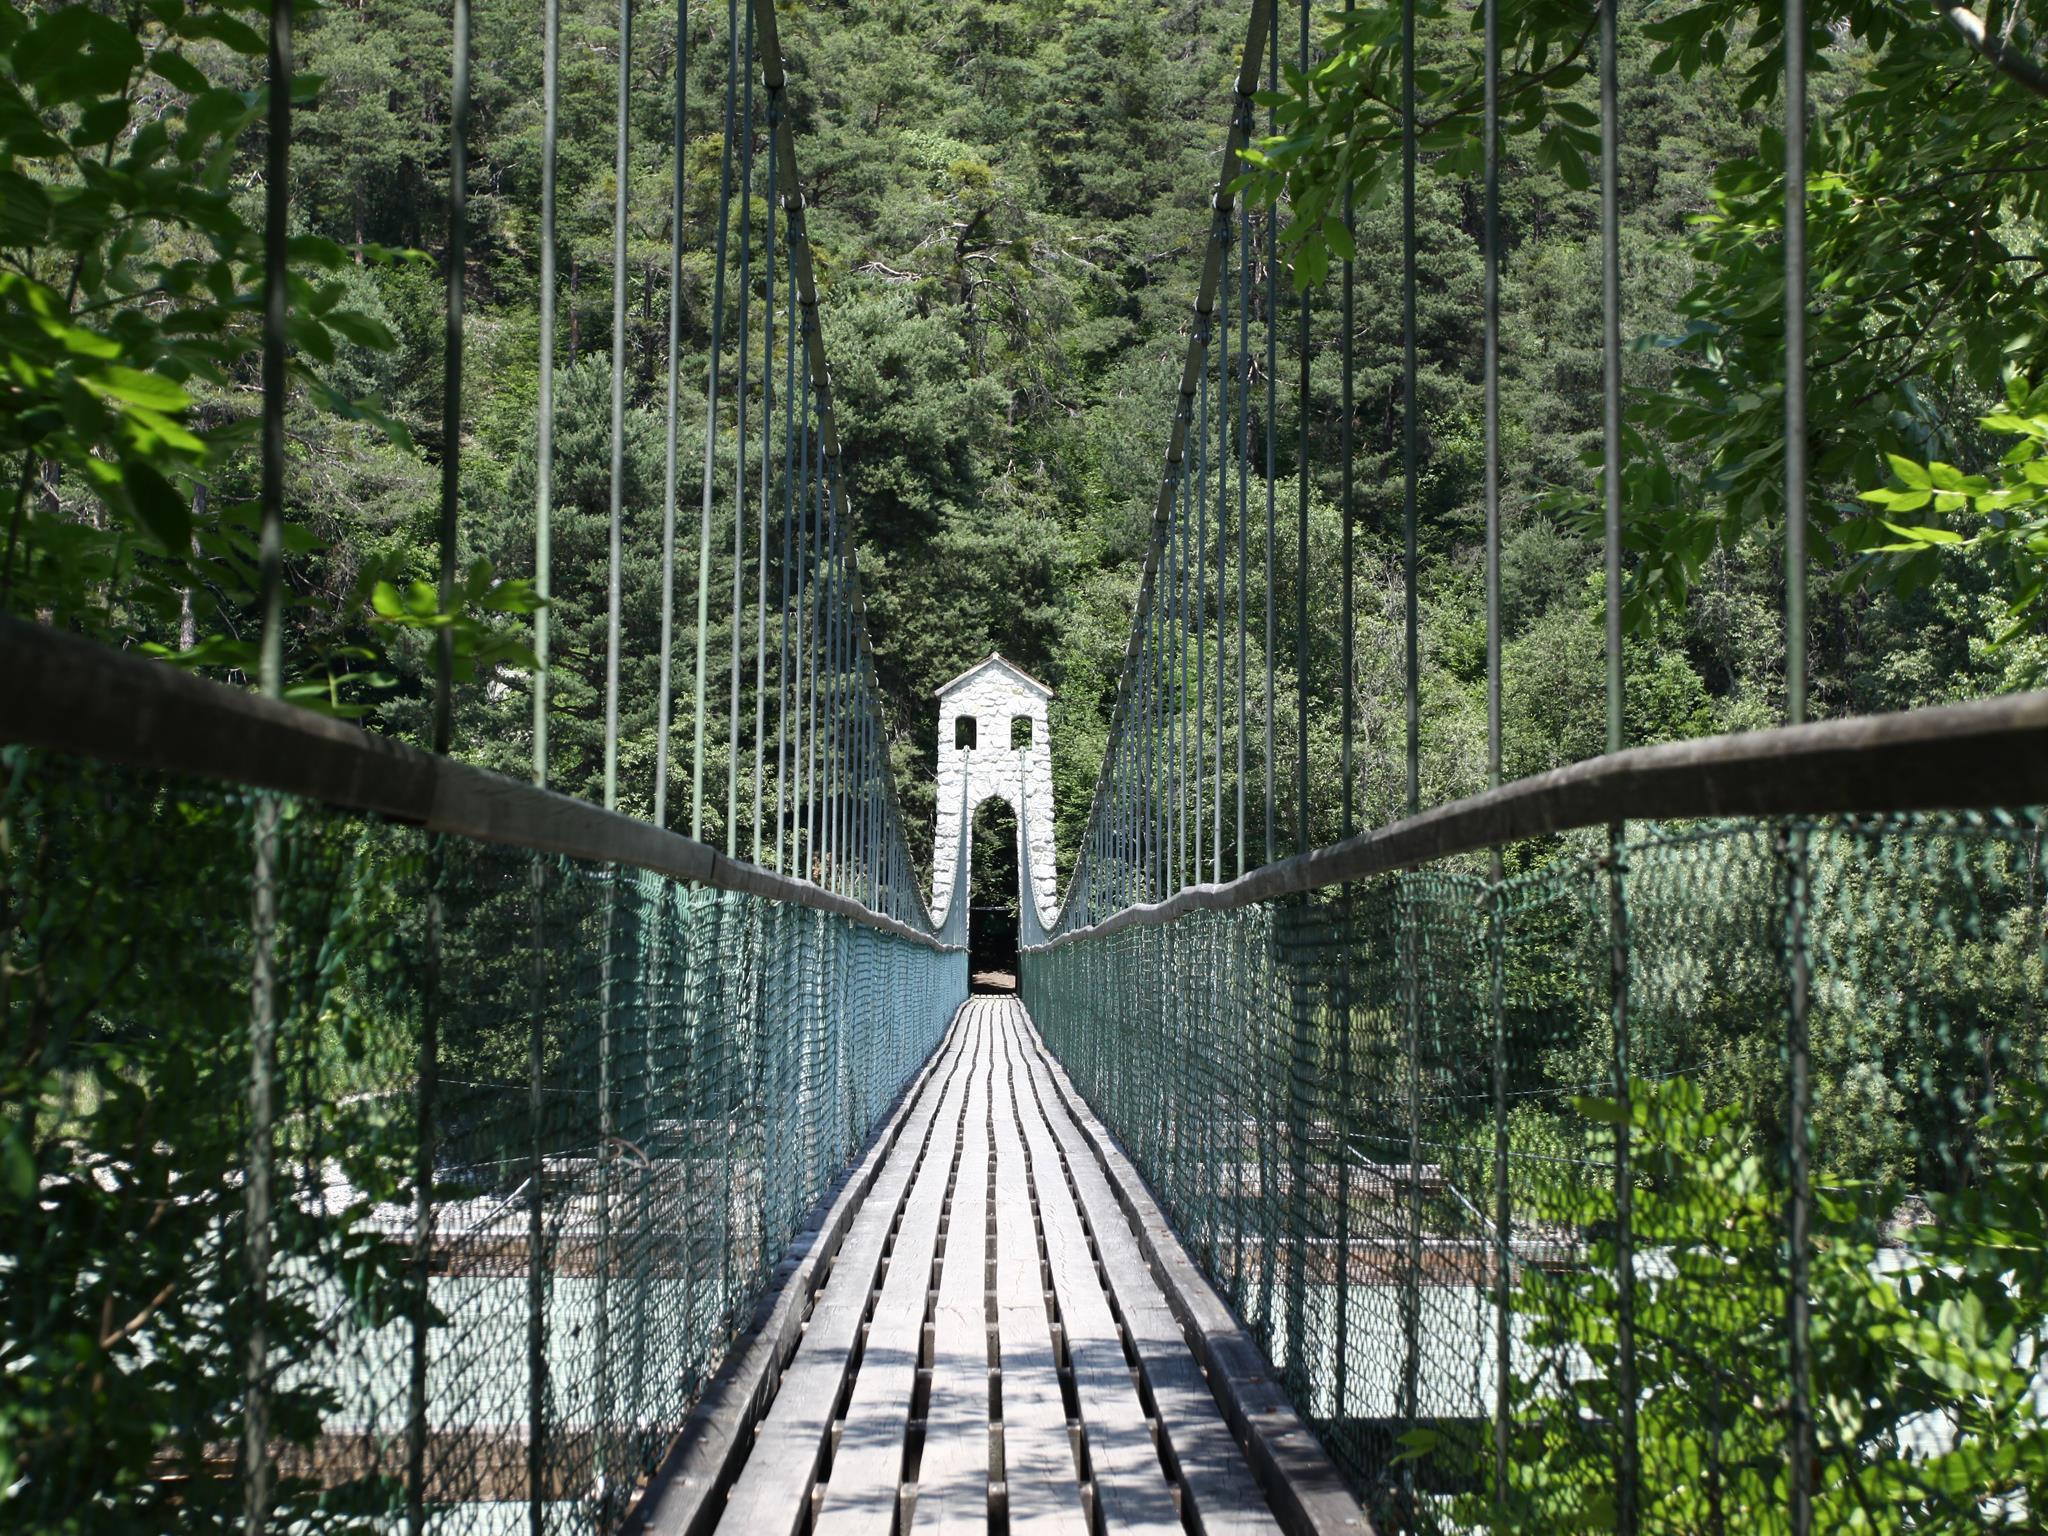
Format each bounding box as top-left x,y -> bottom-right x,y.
1857,374 -> 2048,656
0,0 -> 536,716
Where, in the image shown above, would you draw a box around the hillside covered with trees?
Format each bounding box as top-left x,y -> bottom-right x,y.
5,0 -> 2042,886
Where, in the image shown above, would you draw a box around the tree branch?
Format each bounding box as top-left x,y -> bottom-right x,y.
1945,5 -> 2048,98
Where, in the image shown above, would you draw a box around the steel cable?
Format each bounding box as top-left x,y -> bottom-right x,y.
692,0 -> 741,842
730,4 -> 754,856
754,86 -> 776,866
654,0 -> 685,826
602,0 -> 631,813
1236,111 -> 1251,880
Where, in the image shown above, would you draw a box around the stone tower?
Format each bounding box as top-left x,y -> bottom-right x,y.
931,654 -> 1058,932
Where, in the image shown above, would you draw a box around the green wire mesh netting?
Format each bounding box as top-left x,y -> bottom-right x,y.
0,748 -> 964,1533
1022,809 -> 2048,1533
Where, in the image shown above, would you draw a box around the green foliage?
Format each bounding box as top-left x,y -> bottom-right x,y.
10,0 -> 2032,869
1240,0 -> 2048,648
1454,1076 -> 2048,1533
0,753 -> 419,1529
1858,376 -> 2048,659
1,0 -> 533,718
3,2 -> 344,619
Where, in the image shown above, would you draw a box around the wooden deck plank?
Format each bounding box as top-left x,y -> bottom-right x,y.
986,1003 -> 1091,1536
715,1017 -> 975,1536
697,995 -> 1364,1536
813,1008 -> 979,1536
634,1013 -> 961,1536
1009,1016 -> 1281,1536
998,1007 -> 1184,1536
910,1000 -> 995,1535
1018,1014 -> 1372,1536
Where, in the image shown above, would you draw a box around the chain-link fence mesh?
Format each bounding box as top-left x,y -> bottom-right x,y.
1022,809 -> 2048,1533
1,747 -> 964,1534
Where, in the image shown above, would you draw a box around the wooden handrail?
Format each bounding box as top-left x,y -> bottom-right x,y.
0,616 -> 956,950
1033,686 -> 2048,949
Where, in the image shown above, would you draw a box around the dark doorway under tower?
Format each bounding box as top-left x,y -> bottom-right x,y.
968,797 -> 1019,992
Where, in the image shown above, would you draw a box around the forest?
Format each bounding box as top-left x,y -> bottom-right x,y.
7,0 -> 2043,890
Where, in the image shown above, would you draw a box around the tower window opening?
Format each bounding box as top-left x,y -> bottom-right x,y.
1011,715 -> 1032,750
955,714 -> 977,750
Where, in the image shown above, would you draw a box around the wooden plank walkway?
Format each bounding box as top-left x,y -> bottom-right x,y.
652,996 -> 1368,1536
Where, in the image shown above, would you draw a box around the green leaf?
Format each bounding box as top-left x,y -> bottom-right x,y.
1571,1095 -> 1629,1125
1294,238 -> 1328,289
123,460 -> 191,552
1867,488 -> 1932,512
287,234 -> 349,271
149,50 -> 211,95
0,171 -> 52,246
181,88 -> 254,149
173,10 -> 266,56
0,1125 -> 33,1203
322,309 -> 396,350
71,96 -> 130,148
1885,453 -> 1932,489
1881,520 -> 1965,546
16,7 -> 143,105
90,366 -> 191,412
1979,412 -> 2047,437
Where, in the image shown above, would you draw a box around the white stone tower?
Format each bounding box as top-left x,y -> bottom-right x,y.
931,654 -> 1058,932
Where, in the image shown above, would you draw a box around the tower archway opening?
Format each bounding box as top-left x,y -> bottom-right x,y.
969,796 -> 1020,992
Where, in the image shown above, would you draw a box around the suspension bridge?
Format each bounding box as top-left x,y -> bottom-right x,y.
4,0 -> 2047,1533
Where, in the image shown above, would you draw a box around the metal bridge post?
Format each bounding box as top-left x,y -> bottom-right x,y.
406,856 -> 443,1536
1488,874 -> 1510,1509
1283,902 -> 1314,1411
243,0 -> 295,1519
243,795 -> 281,1536
1607,828 -> 1638,1535
527,855 -> 549,1534
1783,824 -> 1814,1533
1398,883 -> 1422,1532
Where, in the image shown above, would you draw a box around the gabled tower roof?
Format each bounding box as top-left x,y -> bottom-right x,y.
933,652 -> 1052,700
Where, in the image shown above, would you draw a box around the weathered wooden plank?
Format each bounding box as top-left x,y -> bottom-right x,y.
910,1001 -> 995,1535
813,1008 -> 978,1536
1009,1016 -> 1280,1536
1016,1017 -> 1369,1536
631,1015 -> 963,1536
986,1003 -> 1091,1536
998,1008 -> 1183,1536
713,1018 -> 975,1536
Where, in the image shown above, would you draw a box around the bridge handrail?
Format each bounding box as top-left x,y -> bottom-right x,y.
0,613 -> 959,951
1033,686 -> 2048,950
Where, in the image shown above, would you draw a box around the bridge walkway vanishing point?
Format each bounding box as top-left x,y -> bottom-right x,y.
635,996 -> 1364,1536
